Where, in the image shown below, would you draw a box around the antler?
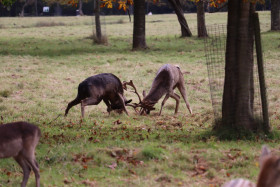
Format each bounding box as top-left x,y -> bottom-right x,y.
123,80 -> 142,103
123,80 -> 155,115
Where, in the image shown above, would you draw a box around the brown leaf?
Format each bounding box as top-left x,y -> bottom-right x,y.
128,169 -> 136,175
227,153 -> 235,160
81,179 -> 96,187
113,119 -> 122,125
64,178 -> 72,184
198,165 -> 206,171
108,162 -> 117,170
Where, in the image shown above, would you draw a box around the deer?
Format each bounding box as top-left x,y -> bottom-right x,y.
123,64 -> 192,115
65,73 -> 132,118
0,121 -> 41,187
222,145 -> 280,187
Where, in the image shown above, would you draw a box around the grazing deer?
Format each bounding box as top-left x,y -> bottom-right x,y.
124,64 -> 192,115
65,73 -> 131,117
222,145 -> 280,187
0,121 -> 41,187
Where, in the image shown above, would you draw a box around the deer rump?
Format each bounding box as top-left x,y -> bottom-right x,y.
0,122 -> 41,187
65,73 -> 130,117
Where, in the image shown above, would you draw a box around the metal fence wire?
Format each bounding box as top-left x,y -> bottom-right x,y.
203,24 -> 263,122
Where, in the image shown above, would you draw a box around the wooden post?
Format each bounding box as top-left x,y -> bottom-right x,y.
253,13 -> 270,133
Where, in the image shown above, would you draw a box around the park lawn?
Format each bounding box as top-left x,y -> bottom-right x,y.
0,12 -> 280,186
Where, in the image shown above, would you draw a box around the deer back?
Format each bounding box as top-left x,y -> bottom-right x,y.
0,122 -> 41,158
144,64 -> 181,103
83,73 -> 124,98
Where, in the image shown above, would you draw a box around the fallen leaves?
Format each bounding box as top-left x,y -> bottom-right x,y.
81,179 -> 96,187
107,162 -> 117,170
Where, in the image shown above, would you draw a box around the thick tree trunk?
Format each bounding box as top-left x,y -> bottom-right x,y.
221,0 -> 256,131
79,0 -> 84,16
94,0 -> 102,42
271,0 -> 280,31
197,0 -> 208,37
133,0 -> 147,49
168,0 -> 192,37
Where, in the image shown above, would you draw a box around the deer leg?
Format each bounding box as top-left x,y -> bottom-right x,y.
177,83 -> 192,114
81,97 -> 102,118
117,93 -> 129,115
169,92 -> 180,114
14,155 -> 31,187
103,99 -> 112,114
21,144 -> 40,187
159,94 -> 170,116
22,155 -> 40,187
65,97 -> 81,116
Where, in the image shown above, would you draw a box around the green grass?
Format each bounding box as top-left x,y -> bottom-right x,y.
0,12 -> 280,186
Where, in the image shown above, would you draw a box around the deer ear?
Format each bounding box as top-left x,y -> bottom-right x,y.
260,145 -> 271,168
143,90 -> 146,97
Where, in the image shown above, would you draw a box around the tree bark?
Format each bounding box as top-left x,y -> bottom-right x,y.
20,0 -> 29,17
79,0 -> 84,16
221,0 -> 256,131
271,0 -> 280,31
94,0 -> 102,42
168,0 -> 192,37
197,0 -> 208,37
133,0 -> 147,49
35,0 -> 37,16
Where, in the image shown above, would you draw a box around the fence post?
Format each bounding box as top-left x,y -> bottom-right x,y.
253,13 -> 270,133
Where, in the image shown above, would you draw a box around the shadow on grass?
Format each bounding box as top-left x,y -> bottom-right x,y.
0,36 -> 205,57
196,125 -> 280,142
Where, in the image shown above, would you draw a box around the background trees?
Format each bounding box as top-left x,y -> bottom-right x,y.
271,0 -> 280,31
168,0 -> 192,37
133,0 -> 147,49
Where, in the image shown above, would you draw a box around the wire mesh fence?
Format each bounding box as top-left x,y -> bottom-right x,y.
204,24 -> 263,123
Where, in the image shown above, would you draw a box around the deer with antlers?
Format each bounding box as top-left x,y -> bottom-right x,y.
123,64 -> 192,115
222,145 -> 280,187
65,73 -> 132,117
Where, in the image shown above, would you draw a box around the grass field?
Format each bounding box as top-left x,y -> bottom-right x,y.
0,12 -> 280,187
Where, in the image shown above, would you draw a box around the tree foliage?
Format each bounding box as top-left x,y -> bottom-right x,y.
0,0 -> 17,6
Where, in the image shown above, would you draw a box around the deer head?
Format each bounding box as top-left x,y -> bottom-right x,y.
122,80 -> 155,115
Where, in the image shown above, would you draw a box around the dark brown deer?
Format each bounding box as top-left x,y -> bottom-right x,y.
0,121 -> 41,187
125,64 -> 192,115
222,145 -> 280,187
65,73 -> 131,117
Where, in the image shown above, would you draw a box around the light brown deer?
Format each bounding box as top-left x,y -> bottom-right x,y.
222,145 -> 280,187
124,64 -> 192,115
0,121 -> 41,187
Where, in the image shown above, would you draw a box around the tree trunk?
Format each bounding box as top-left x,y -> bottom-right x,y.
79,0 -> 84,16
221,0 -> 256,131
94,0 -> 102,42
271,0 -> 280,31
133,0 -> 147,49
168,0 -> 192,37
35,0 -> 37,16
197,0 -> 208,37
20,0 -> 28,17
